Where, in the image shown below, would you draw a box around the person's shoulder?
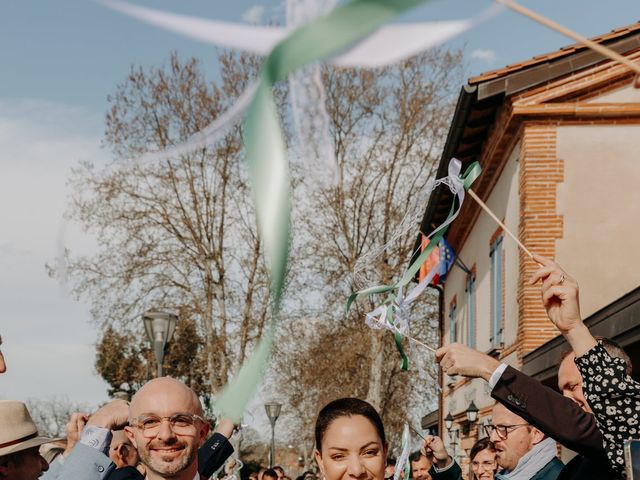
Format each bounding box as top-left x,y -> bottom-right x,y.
532,457 -> 565,480
106,466 -> 144,480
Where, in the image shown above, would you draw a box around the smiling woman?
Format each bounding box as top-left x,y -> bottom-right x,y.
314,398 -> 387,480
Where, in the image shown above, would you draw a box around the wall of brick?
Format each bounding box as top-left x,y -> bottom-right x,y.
517,124 -> 564,358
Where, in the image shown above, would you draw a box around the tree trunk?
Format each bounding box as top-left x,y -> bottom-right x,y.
366,331 -> 385,410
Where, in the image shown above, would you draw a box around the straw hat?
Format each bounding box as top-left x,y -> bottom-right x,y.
0,400 -> 59,456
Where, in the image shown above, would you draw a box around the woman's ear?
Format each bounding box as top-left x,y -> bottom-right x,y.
314,449 -> 324,476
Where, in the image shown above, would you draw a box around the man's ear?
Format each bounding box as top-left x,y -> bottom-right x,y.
199,421 -> 211,446
124,426 -> 138,449
530,427 -> 546,446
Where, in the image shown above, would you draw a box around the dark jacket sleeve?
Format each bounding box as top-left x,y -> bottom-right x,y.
491,365 -> 605,459
429,459 -> 462,480
106,466 -> 144,480
198,432 -> 235,478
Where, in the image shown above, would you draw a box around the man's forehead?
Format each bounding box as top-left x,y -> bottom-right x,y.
492,404 -> 524,424
130,378 -> 200,415
412,456 -> 431,467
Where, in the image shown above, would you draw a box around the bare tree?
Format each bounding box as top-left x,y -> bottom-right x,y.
51,52 -> 287,396
27,396 -> 92,437
273,48 -> 463,449
95,316 -> 208,399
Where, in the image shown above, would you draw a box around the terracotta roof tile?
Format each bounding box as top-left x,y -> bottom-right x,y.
469,21 -> 640,84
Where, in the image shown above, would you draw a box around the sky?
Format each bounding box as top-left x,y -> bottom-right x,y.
1,0 -> 639,411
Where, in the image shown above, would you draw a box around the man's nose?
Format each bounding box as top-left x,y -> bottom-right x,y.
156,419 -> 178,441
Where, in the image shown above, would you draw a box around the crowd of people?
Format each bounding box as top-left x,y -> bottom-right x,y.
1,257 -> 638,479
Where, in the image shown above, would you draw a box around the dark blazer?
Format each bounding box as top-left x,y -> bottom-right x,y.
530,457 -> 563,480
491,366 -> 619,480
429,459 -> 462,480
107,432 -> 234,480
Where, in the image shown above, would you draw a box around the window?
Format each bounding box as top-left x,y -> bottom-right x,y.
466,273 -> 476,348
449,300 -> 457,344
490,235 -> 504,347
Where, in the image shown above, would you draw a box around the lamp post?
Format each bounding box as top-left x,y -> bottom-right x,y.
265,402 -> 282,468
142,311 -> 177,378
444,412 -> 454,431
462,401 -> 479,436
444,412 -> 456,458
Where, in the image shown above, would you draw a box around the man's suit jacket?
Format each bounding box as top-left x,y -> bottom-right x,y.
429,459 -> 462,480
106,432 -> 234,480
41,443 -> 115,480
491,366 -> 618,480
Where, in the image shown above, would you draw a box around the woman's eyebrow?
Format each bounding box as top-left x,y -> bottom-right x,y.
359,442 -> 379,450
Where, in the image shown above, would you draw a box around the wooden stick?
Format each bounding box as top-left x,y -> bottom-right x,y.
409,424 -> 426,440
467,188 -> 534,259
496,0 -> 640,76
368,314 -> 437,353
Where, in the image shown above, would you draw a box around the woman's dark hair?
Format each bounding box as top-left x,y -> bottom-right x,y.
470,437 -> 495,460
469,437 -> 496,480
315,398 -> 385,451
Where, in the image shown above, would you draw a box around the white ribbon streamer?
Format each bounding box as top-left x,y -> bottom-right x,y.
98,0 -> 499,167
363,159 -> 467,339
99,0 -> 500,68
131,82 -> 257,165
287,0 -> 339,185
394,423 -> 411,480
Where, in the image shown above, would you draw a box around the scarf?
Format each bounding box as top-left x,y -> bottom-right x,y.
495,437 -> 557,480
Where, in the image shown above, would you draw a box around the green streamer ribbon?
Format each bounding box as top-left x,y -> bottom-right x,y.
347,160 -> 481,370
215,0 -> 433,421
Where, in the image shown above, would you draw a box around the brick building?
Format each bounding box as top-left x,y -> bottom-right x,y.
416,22 -> 640,471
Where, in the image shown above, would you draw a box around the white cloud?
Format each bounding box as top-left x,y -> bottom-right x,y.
0,98 -> 110,405
471,48 -> 497,63
241,5 -> 266,24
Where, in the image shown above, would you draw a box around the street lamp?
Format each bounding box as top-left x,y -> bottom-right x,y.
142,310 -> 177,378
466,401 -> 479,423
265,402 -> 282,468
462,401 -> 479,436
444,412 -> 454,431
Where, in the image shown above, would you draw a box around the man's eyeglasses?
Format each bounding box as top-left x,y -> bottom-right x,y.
483,423 -> 529,440
130,413 -> 204,438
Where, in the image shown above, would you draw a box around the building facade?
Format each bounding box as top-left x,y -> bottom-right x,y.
416,22 -> 640,470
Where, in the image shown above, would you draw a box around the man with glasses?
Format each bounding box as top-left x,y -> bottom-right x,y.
123,377 -> 208,479
44,378 -> 235,480
485,404 -> 562,479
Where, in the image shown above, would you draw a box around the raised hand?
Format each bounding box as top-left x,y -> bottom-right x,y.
87,399 -> 130,430
422,435 -> 450,469
435,343 -> 500,381
529,254 -> 596,356
63,412 -> 89,457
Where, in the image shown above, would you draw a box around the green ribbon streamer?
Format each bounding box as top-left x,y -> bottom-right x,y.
215,0 -> 433,421
347,161 -> 481,370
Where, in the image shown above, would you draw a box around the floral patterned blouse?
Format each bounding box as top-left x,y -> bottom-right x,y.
575,342 -> 640,478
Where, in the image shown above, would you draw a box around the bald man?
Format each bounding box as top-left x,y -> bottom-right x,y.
123,377 -> 209,479
44,378 -> 235,480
